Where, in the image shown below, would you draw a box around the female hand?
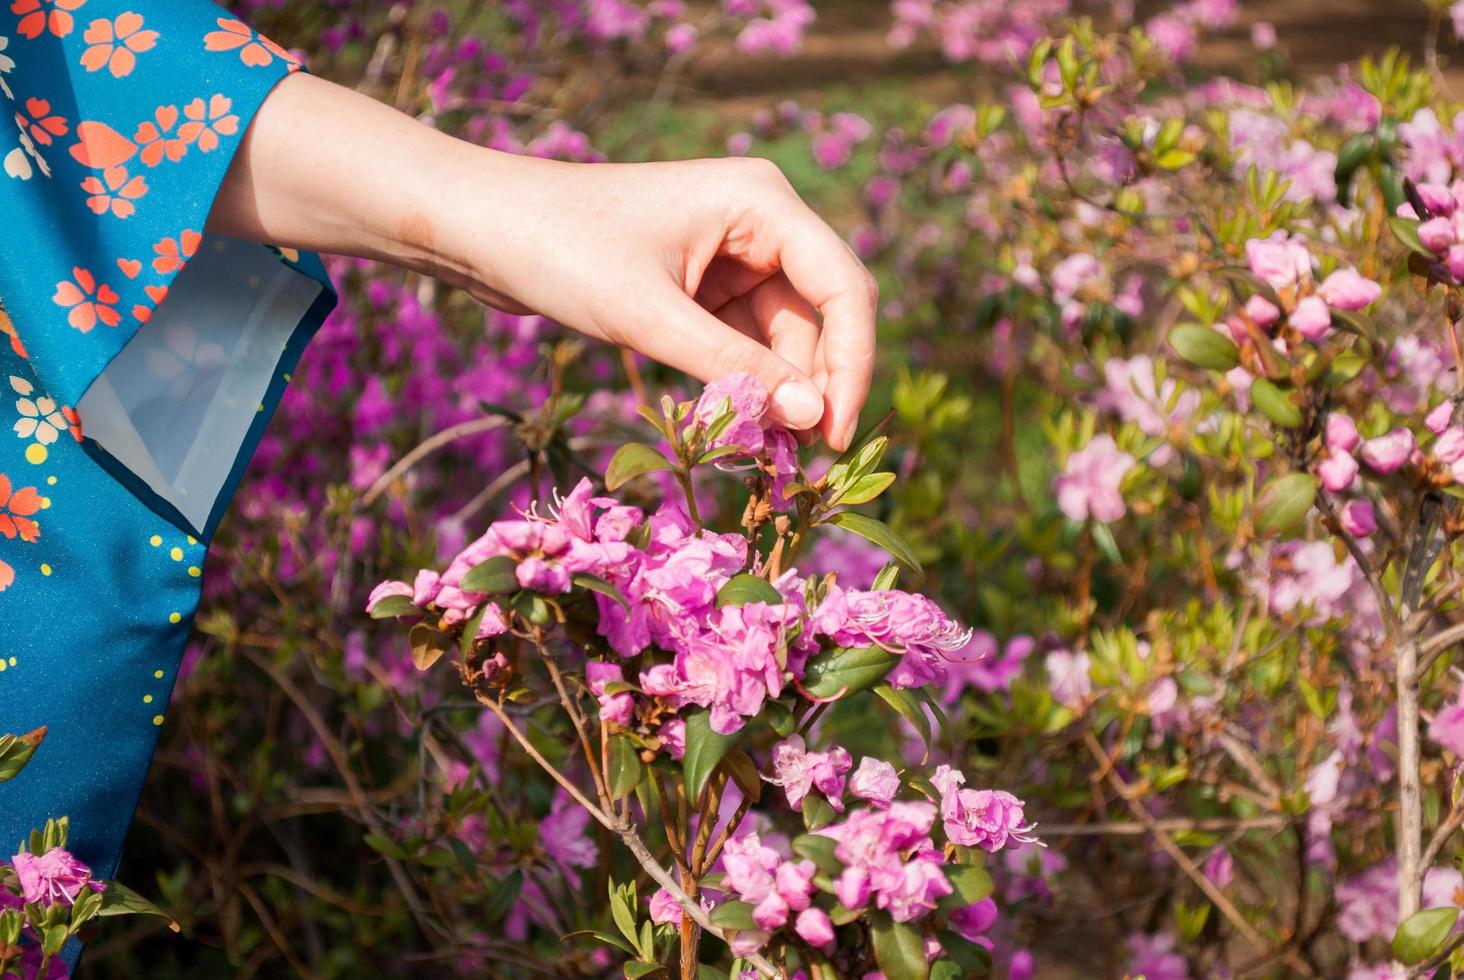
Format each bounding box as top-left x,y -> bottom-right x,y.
212,73 -> 877,449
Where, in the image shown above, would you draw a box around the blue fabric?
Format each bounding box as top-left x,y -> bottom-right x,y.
0,0 -> 335,926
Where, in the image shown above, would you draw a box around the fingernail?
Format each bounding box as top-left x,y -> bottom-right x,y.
839,416 -> 859,450
771,380 -> 824,429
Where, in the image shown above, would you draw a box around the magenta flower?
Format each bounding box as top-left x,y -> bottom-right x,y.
1428,401 -> 1456,434
10,847 -> 104,907
794,907 -> 834,948
693,372 -> 768,455
1358,427 -> 1417,474
586,661 -> 634,725
849,756 -> 901,808
1245,236 -> 1311,291
1326,413 -> 1361,452
1431,698 -> 1464,756
648,887 -> 682,926
769,736 -> 852,812
540,791 -> 597,887
1053,434 -> 1134,523
1242,294 -> 1280,328
1339,499 -> 1376,537
1289,295 -> 1331,340
1317,268 -> 1381,310
930,765 -> 1039,852
1317,448 -> 1358,493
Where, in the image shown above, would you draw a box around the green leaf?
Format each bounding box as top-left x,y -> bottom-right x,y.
1168,324 -> 1239,371
609,735 -> 645,800
802,645 -> 900,699
363,834 -> 407,859
873,684 -> 931,760
709,900 -> 757,931
368,594 -> 419,619
1390,216 -> 1433,257
698,965 -> 731,980
825,512 -> 922,574
791,834 -> 843,876
1255,473 -> 1317,535
682,710 -> 739,803
1155,148 -> 1196,170
939,931 -> 993,974
872,563 -> 900,591
564,929 -> 636,957
1250,378 -> 1302,428
715,573 -> 784,608
938,864 -> 995,910
718,748 -> 763,804
835,472 -> 896,506
486,869 -> 524,924
408,623 -> 450,671
802,795 -> 837,831
573,572 -> 629,610
461,555 -> 520,595
96,881 -> 174,926
606,442 -> 674,491
869,911 -> 929,980
610,880 -> 640,948
1393,906 -> 1460,965
0,729 -> 44,783
624,963 -> 662,979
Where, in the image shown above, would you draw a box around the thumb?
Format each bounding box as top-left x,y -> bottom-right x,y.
639,287 -> 827,431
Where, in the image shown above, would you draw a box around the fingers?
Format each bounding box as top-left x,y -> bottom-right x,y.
739,189 -> 877,450
745,272 -> 820,380
644,286 -> 826,430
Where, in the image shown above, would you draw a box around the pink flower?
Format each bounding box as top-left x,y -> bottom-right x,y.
930,765 -> 1039,852
849,756 -> 901,808
1318,268 -> 1382,310
1428,401 -> 1456,434
1053,434 -> 1134,523
1340,499 -> 1377,537
1243,294 -> 1280,328
1437,427 -> 1464,464
1317,449 -> 1358,493
1359,427 -> 1417,474
648,888 -> 683,925
10,848 -> 104,907
1327,413 -> 1361,451
1431,698 -> 1464,756
769,736 -> 851,811
366,579 -> 413,614
540,791 -> 597,887
693,372 -> 768,455
1245,236 -> 1311,291
794,907 -> 834,948
1419,216 -> 1457,253
1289,295 -> 1332,340
1046,648 -> 1091,707
586,661 -> 635,725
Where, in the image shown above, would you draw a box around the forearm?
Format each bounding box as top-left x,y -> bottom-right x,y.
209,72 -> 509,301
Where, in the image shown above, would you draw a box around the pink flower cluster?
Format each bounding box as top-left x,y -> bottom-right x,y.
5,846 -> 104,908
931,764 -> 1040,852
721,832 -> 829,945
1238,235 -> 1381,343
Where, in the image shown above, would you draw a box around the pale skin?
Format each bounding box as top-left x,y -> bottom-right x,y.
208,72 -> 878,450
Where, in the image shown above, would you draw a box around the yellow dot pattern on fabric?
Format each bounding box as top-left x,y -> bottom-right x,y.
39,564 -> 50,576
143,694 -> 153,704
0,660 -> 7,673
24,443 -> 45,464
149,534 -> 161,547
154,670 -> 164,679
152,715 -> 163,726
45,475 -> 55,485
188,566 -> 201,577
169,546 -> 182,561
168,611 -> 180,624
39,497 -> 49,509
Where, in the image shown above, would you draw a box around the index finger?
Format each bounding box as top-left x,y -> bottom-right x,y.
762,199 -> 877,451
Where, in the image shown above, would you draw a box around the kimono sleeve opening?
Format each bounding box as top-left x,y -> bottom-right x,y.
0,0 -> 337,539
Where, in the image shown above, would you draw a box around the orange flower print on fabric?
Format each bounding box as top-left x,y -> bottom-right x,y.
15,97 -> 67,147
177,95 -> 237,153
132,283 -> 166,323
60,405 -> 83,442
52,266 -> 120,332
80,12 -> 158,78
0,559 -> 12,592
0,473 -> 41,543
133,105 -> 189,166
151,230 -> 200,275
202,17 -> 294,69
80,166 -> 147,218
0,306 -> 23,359
69,119 -> 136,169
11,0 -> 85,40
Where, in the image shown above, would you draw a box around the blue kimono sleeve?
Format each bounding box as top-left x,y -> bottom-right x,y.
0,0 -> 336,538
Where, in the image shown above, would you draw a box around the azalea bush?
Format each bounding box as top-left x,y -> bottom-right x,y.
0,732 -> 172,979
364,373 -> 1031,979
80,0 -> 1464,978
